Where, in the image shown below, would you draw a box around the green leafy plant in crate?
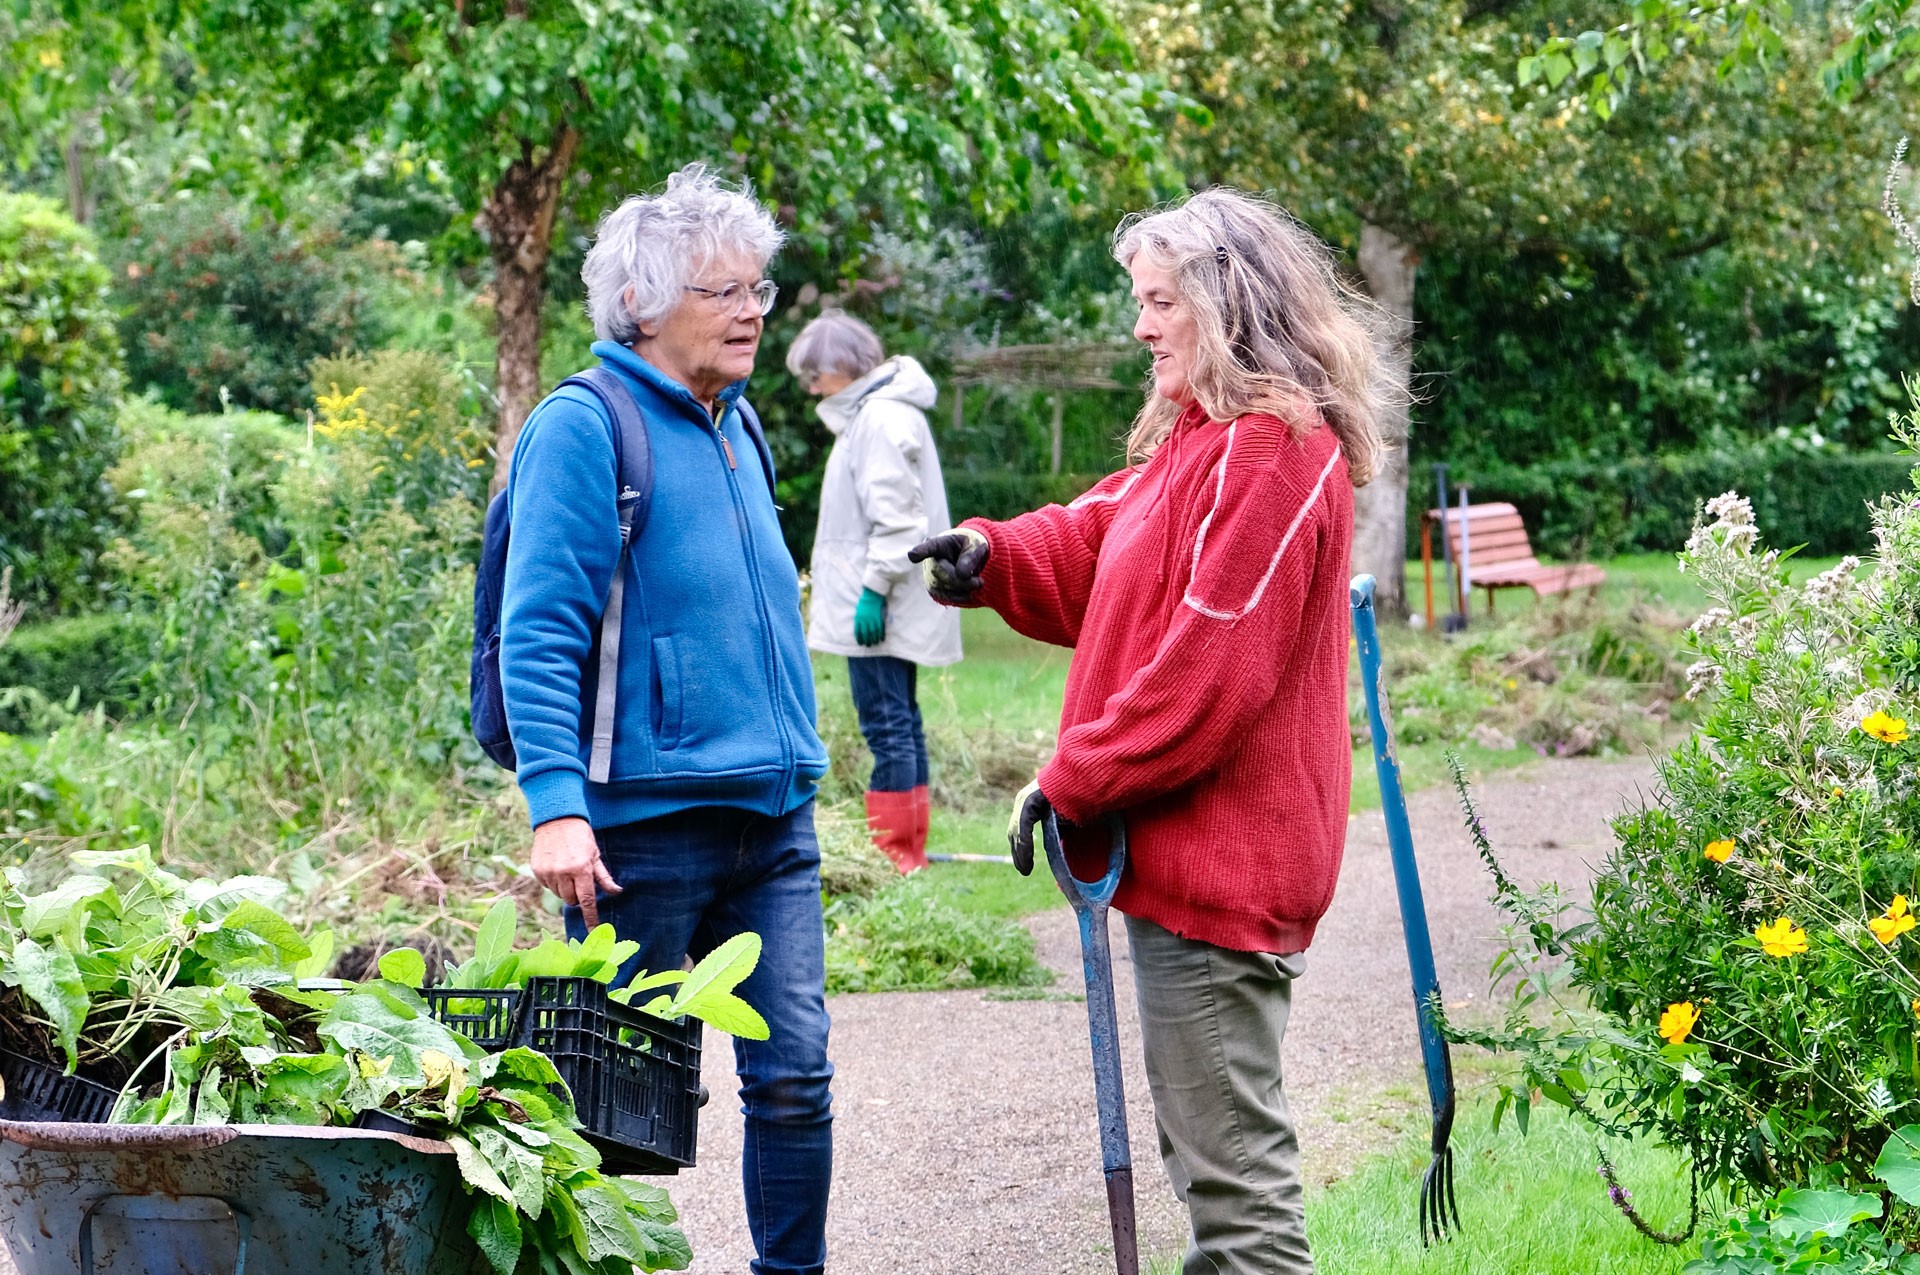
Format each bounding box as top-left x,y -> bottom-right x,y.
0,849 -> 769,1273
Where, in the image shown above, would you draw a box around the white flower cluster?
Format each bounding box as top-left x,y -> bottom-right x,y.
1803,556 -> 1861,608
1688,607 -> 1732,639
1685,659 -> 1724,701
1685,490 -> 1760,557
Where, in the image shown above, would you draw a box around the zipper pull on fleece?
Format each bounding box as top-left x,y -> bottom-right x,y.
719,432 -> 737,469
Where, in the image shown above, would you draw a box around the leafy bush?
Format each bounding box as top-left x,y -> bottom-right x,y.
0,193 -> 125,610
1424,446 -> 1914,560
1688,1188 -> 1920,1274
0,349 -> 494,872
110,198 -> 380,415
1459,382 -> 1920,1197
0,611 -> 150,733
823,875 -> 1052,994
944,471 -> 1103,524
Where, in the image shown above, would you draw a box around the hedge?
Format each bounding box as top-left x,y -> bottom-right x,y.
1414,448 -> 1917,560
0,612 -> 151,733
943,471 -> 1103,524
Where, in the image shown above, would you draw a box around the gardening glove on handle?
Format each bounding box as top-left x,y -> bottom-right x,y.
1006,776 -> 1051,876
854,587 -> 888,647
908,527 -> 990,605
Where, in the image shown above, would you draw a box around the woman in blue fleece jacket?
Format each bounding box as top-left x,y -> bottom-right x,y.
499,164 -> 833,1275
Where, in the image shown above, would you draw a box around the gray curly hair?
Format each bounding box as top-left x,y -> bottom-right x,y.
1113,188 -> 1391,487
582,164 -> 785,344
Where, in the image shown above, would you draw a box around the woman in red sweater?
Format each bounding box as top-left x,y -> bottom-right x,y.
911,189 -> 1388,1273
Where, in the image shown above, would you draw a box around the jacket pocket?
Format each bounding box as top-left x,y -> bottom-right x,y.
651,635 -> 684,750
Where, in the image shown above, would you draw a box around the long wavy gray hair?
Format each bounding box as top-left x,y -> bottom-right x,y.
1113,188 -> 1392,486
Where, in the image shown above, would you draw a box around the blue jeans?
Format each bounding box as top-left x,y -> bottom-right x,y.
846,655 -> 928,792
568,802 -> 834,1275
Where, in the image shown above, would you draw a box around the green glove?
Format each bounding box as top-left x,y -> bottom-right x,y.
854,587 -> 888,646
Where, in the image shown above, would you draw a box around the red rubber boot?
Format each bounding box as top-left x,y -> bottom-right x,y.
865,789 -> 925,874
910,784 -> 932,864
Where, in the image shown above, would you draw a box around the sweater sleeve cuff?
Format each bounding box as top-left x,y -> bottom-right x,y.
520,767 -> 589,829
1037,755 -> 1097,826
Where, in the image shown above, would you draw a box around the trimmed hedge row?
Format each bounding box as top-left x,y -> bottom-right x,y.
943,471 -> 1102,524
1416,449 -> 1917,559
0,612 -> 150,734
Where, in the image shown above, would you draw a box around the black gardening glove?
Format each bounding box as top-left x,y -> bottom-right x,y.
908,528 -> 990,605
1006,777 -> 1050,876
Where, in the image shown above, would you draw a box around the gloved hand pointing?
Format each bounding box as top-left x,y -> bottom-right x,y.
908,527 -> 990,605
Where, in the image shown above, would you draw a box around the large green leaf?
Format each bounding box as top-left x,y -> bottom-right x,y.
20,875 -> 111,940
1876,1125 -> 1920,1205
468,1196 -> 523,1275
571,1181 -> 650,1265
667,933 -> 767,1038
377,948 -> 427,989
317,990 -> 470,1080
1771,1187 -> 1882,1240
9,937 -> 89,1069
218,899 -> 312,962
447,1132 -> 515,1204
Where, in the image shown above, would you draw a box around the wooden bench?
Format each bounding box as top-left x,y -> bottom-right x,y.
1422,501 -> 1605,617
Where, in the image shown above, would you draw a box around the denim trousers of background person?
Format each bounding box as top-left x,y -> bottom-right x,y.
846,655 -> 928,791
1125,913 -> 1314,1275
565,802 -> 834,1275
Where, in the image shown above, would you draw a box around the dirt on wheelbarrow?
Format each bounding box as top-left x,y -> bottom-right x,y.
648,755 -> 1657,1274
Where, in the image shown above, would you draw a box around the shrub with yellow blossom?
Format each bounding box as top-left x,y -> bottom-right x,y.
1452,387 -> 1920,1199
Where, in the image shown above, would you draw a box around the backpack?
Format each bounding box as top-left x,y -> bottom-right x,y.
470,366 -> 777,776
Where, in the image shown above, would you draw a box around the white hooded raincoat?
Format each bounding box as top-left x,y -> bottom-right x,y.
806,356 -> 963,666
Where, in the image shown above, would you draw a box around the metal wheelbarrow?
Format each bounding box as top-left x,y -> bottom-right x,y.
0,1119 -> 486,1275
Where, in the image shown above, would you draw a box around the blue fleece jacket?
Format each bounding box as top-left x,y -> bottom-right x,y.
500,341 -> 827,829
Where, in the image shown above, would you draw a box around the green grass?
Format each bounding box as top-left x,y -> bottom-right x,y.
1148,1100 -> 1701,1275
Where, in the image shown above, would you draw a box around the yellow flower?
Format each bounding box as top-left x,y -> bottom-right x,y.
1658,1001 -> 1699,1045
1871,895 -> 1917,945
1833,786 -> 1846,799
1704,839 -> 1735,864
1755,916 -> 1809,958
1863,710 -> 1910,744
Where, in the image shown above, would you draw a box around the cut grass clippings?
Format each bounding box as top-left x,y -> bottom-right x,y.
823,871 -> 1054,995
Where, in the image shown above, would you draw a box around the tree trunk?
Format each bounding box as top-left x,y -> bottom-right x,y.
481,124 -> 581,496
1352,221 -> 1418,620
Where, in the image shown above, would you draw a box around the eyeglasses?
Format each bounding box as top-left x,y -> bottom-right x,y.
683,279 -> 779,318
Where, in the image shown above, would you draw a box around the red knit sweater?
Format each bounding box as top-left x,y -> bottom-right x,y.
962,405 -> 1353,954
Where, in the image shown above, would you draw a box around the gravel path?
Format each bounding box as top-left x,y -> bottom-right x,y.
652,755 -> 1659,1273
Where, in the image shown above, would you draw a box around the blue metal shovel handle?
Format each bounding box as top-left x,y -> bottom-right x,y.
1041,810 -> 1139,1275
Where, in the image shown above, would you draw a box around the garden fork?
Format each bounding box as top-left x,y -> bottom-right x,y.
1041,809 -> 1138,1275
1351,574 -> 1462,1245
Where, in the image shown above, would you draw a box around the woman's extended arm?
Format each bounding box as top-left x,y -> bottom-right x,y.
956,467 -> 1140,648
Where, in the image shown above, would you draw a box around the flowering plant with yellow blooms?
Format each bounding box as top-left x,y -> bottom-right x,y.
1445,395 -> 1920,1202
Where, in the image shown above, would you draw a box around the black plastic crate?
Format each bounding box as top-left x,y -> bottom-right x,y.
0,1048 -> 117,1123
420,987 -> 521,1051
423,977 -> 703,1174
516,978 -> 703,1175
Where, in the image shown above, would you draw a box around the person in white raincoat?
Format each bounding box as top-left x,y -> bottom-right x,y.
789,311 -> 962,872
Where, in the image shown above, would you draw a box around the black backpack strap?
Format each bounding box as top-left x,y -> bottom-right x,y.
556,367 -> 653,784
733,397 -> 780,508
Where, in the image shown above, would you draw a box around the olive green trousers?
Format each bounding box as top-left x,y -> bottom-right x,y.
1126,914 -> 1313,1275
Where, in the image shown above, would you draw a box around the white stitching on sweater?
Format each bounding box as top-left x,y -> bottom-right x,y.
1068,469 -> 1141,508
1183,438 -> 1342,621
